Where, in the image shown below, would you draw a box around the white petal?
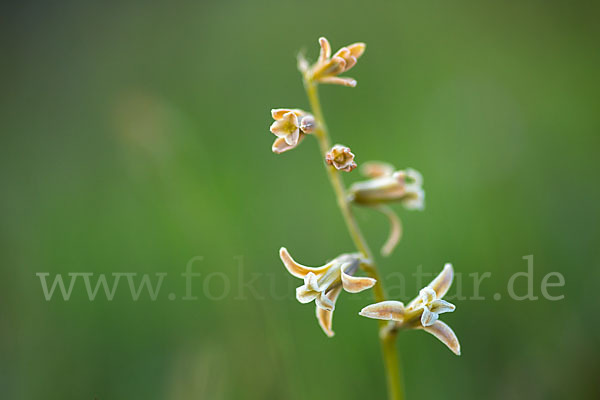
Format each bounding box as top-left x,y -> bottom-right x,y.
284,128 -> 299,146
296,285 -> 317,304
405,168 -> 423,186
341,263 -> 376,293
269,120 -> 287,138
304,272 -> 319,291
359,301 -> 405,321
420,306 -> 438,327
430,299 -> 455,314
419,287 -> 437,304
315,292 -> 335,311
279,248 -> 334,278
402,187 -> 425,211
316,285 -> 342,337
422,320 -> 461,356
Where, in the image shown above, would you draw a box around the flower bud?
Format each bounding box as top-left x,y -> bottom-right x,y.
325,144 -> 357,172
308,37 -> 365,87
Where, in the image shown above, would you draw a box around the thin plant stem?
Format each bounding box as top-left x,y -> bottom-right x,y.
303,77 -> 405,400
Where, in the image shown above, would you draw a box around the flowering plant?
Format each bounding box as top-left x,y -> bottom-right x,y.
269,37 -> 460,400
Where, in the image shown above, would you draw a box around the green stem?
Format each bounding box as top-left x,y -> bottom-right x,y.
303,78 -> 404,400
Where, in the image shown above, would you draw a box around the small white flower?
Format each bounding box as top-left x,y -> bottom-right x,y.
270,110 -> 301,146
412,286 -> 455,327
279,247 -> 376,337
270,108 -> 315,154
359,264 -> 460,355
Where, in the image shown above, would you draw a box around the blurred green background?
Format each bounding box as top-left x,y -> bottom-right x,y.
1,0 -> 599,399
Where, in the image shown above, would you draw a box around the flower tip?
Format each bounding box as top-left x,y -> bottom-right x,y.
348,42 -> 366,58
443,263 -> 454,276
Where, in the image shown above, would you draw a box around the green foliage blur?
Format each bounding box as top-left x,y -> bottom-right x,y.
1,0 -> 599,399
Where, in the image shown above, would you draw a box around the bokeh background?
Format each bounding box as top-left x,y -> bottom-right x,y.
2,0 -> 599,399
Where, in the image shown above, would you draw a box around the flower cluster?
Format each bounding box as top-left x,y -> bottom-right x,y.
299,37 -> 366,87
325,144 -> 357,172
279,247 -> 376,337
359,264 -> 460,355
270,108 -> 316,154
346,162 -> 425,256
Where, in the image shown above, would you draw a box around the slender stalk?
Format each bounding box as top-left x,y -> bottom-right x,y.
303,78 -> 404,400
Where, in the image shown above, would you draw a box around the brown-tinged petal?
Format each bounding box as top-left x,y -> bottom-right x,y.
272,137 -> 295,154
332,47 -> 351,60
271,108 -> 305,120
343,55 -> 357,72
359,301 -> 405,321
347,42 -> 366,59
318,37 -> 331,63
361,161 -> 395,178
318,76 -> 357,87
320,56 -> 347,77
341,263 -> 376,293
376,205 -> 402,257
316,285 -> 342,337
325,144 -> 357,172
272,134 -> 305,154
427,263 -> 454,298
279,247 -> 333,278
422,320 -> 461,356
